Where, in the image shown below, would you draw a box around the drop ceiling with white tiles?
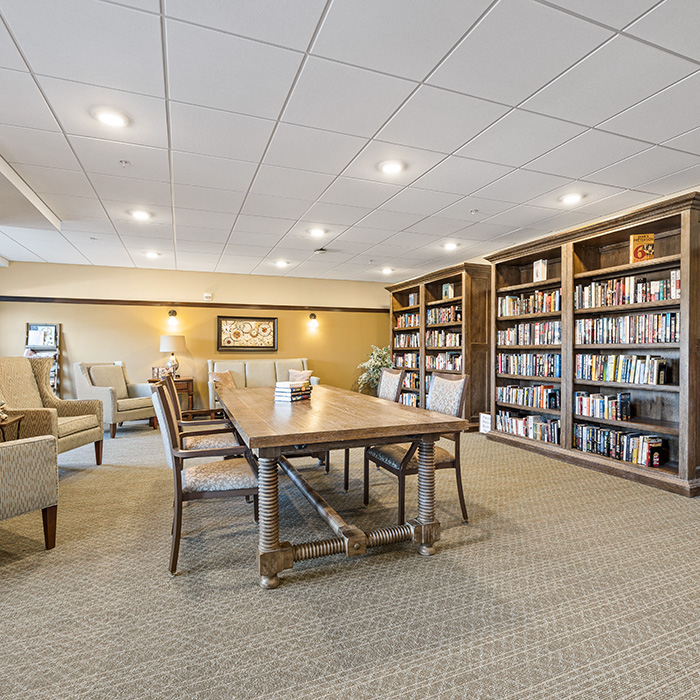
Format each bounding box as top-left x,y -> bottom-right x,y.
1,0 -> 699,282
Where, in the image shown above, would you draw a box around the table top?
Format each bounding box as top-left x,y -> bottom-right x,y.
148,376 -> 193,384
217,384 -> 471,449
0,414 -> 23,426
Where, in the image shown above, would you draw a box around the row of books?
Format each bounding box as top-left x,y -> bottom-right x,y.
425,330 -> 461,347
400,393 -> 418,407
574,353 -> 672,385
573,424 -> 667,467
574,312 -> 679,345
393,331 -> 420,348
574,271 -> 680,309
573,391 -> 631,421
497,384 -> 560,409
496,321 -> 562,347
427,305 -> 461,325
496,410 -> 560,444
497,289 -> 561,317
393,353 -> 419,368
395,312 -> 420,329
496,353 -> 562,378
403,372 -> 420,389
274,381 -> 312,402
425,352 -> 462,371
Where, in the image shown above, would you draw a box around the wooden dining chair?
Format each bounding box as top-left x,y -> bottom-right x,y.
363,372 -> 469,525
151,382 -> 258,575
343,367 -> 405,491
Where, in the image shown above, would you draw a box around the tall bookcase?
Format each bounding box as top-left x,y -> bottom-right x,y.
487,192 -> 700,496
25,322 -> 62,397
387,263 -> 491,427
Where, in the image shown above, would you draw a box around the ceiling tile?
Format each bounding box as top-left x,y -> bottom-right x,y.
312,0 -> 491,79
377,85 -> 509,153
112,221 -> 174,239
0,229 -> 43,261
599,71 -> 700,145
0,125 -> 80,170
440,196 -> 515,222
174,208 -> 235,230
89,173 -> 172,206
250,165 -> 334,201
319,178 -> 401,209
2,0 -> 164,94
301,201 -> 371,226
62,231 -> 123,247
522,35 -> 696,126
412,156 -> 513,196
282,57 -> 417,137
170,102 -> 275,162
663,127 -> 700,157
457,109 -> 587,167
481,204 -> 558,228
404,217 -> 471,236
0,21 -> 26,71
1,227 -> 88,263
173,185 -> 244,214
452,222 -> 515,240
232,215 -> 294,237
39,76 -> 168,148
37,193 -> 106,220
0,68 -> 60,131
634,163 -> 700,197
165,0 -> 326,51
240,193 -> 312,219
383,188 -> 462,216
359,209 -> 425,231
284,221 -> 344,239
69,137 -> 169,181
273,234 -> 324,252
171,152 -> 256,191
216,256 -> 264,274
13,165 -> 94,198
585,147 -> 700,189
103,201 -> 173,226
574,190 -> 660,217
60,218 -> 115,234
176,257 -> 219,272
264,122 -> 367,174
473,169 -> 571,203
175,226 -> 232,244
343,142 -> 445,186
224,243 -> 275,257
545,0 -> 660,29
525,129 -> 650,179
335,227 -> 395,244
166,19 -> 303,119
175,239 -> 224,254
627,0 -> 700,62
81,247 -> 135,267
526,181 -> 625,210
121,234 -> 174,250
428,0 -> 612,105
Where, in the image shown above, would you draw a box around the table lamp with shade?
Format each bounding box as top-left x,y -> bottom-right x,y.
160,335 -> 186,376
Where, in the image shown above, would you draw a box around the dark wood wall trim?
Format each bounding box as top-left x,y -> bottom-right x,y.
0,295 -> 390,314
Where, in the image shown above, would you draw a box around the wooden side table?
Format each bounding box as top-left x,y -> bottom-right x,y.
0,414 -> 23,442
149,376 -> 194,410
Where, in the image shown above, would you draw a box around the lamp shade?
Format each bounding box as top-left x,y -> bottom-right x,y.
160,335 -> 186,353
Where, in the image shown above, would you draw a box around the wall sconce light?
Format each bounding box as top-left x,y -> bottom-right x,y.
308,313 -> 319,329
167,309 -> 178,327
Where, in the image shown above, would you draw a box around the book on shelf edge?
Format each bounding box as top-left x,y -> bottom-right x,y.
630,233 -> 654,263
533,259 -> 548,282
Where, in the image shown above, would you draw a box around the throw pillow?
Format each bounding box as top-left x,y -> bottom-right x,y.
289,369 -> 313,383
209,371 -> 236,388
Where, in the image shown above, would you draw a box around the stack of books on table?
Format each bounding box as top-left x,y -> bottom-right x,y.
274,380 -> 312,402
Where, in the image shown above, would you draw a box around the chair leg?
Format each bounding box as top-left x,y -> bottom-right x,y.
42,504 -> 57,549
343,449 -> 350,492
325,451 -> 330,474
397,473 -> 406,525
110,423 -> 117,439
94,440 -> 103,465
253,494 -> 259,523
454,464 -> 469,523
170,497 -> 183,575
363,453 -> 370,506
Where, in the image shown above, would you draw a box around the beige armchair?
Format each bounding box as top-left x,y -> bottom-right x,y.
0,356 -> 103,464
73,362 -> 155,438
0,435 -> 58,549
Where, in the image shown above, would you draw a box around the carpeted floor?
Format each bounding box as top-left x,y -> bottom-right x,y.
3,424 -> 700,699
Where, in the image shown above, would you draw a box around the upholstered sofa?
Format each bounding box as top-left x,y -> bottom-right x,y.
0,356 -> 103,464
73,362 -> 155,438
207,358 -> 319,409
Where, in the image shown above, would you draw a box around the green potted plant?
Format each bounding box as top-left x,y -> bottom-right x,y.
357,345 -> 392,395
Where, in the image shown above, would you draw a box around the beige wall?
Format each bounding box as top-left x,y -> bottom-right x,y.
0,263 -> 391,406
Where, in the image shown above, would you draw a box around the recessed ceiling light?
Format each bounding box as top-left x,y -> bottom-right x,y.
90,107 -> 131,127
145,251 -> 160,259
443,242 -> 458,251
560,193 -> 583,205
309,228 -> 326,238
276,260 -> 289,268
382,267 -> 393,275
378,160 -> 405,175
130,210 -> 152,221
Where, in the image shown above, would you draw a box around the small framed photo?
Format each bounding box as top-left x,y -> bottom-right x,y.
217,316 -> 277,352
26,323 -> 59,348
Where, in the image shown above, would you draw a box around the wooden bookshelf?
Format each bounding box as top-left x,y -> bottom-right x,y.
487,192 -> 700,496
387,263 -> 490,428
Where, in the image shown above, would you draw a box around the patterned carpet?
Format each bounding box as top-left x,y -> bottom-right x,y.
3,424 -> 700,699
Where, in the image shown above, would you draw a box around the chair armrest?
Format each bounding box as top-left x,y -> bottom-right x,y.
208,380 -> 217,410
127,382 -> 152,398
178,418 -> 231,427
310,376 -> 320,385
173,445 -> 249,460
54,398 -> 103,424
74,383 -> 116,406
4,407 -> 58,440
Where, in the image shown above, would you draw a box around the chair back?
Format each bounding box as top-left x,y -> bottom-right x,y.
377,368 -> 405,402
150,383 -> 179,470
426,373 -> 469,418
160,374 -> 184,421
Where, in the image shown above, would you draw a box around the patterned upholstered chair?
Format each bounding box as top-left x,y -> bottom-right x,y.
343,367 -> 405,491
364,373 -> 469,525
151,382 -> 258,575
0,435 -> 58,549
0,356 -> 103,465
73,362 -> 155,438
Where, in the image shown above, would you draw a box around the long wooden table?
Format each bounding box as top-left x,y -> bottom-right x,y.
217,384 -> 471,589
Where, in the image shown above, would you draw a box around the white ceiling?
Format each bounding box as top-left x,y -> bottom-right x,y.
0,0 -> 699,282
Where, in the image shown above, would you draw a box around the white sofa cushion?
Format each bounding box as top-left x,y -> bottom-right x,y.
89,364 -> 128,399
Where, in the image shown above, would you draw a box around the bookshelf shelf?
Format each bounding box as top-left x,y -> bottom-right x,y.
426,321 -> 463,329
487,192 -> 700,496
426,295 -> 462,307
496,401 -> 561,416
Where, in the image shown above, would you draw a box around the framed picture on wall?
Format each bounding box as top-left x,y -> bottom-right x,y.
217,316 -> 278,352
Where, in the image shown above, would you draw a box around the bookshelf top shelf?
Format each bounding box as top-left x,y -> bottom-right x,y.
496,401 -> 561,417
573,379 -> 679,392
574,343 -> 680,351
497,311 -> 561,321
574,254 -> 681,281
393,304 -> 419,313
572,413 -> 680,436
496,277 -> 562,294
497,374 -> 562,383
574,299 -> 680,315
426,321 -> 463,329
426,296 -> 462,307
